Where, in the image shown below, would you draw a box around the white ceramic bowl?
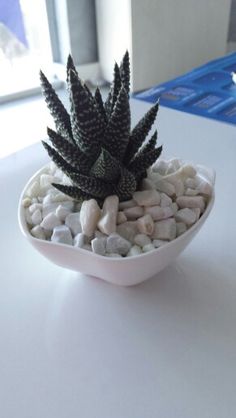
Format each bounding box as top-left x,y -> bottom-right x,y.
18,164 -> 215,286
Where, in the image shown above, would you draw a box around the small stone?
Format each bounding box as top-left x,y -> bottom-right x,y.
80,199 -> 101,236
41,213 -> 61,230
25,208 -> 33,225
28,203 -> 42,214
160,193 -> 172,207
133,190 -> 161,206
117,222 -> 139,243
191,207 -> 201,221
97,195 -> 118,235
91,237 -> 107,255
51,225 -> 73,245
106,233 -> 132,256
176,195 -> 205,212
26,181 -> 41,198
175,208 -> 197,225
31,209 -> 42,225
127,245 -> 142,257
144,205 -> 174,221
119,199 -> 136,210
22,197 -> 32,208
94,230 -> 107,238
152,239 -> 168,248
185,188 -> 199,196
56,204 -> 72,221
155,180 -> 175,196
74,233 -> 86,248
31,225 -> 46,240
176,222 -> 187,237
137,214 -> 154,235
65,212 -> 82,236
140,178 -> 156,190
134,234 -> 152,247
42,202 -> 60,218
123,206 -> 144,220
151,218 -> 176,241
40,174 -> 57,191
152,159 -> 168,175
142,243 -> 155,253
197,180 -> 212,196
165,158 -> 181,173
117,211 -> 127,225
185,177 -> 198,189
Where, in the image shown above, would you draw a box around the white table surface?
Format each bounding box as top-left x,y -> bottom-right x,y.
1,99 -> 236,418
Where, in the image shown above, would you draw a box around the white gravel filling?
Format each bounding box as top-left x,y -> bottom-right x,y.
23,160 -> 212,257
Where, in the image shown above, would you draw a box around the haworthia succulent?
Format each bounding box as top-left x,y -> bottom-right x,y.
40,52 -> 162,204
40,71 -> 74,144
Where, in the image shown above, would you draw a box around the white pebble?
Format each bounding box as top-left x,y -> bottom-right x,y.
171,202 -> 179,214
127,245 -> 142,257
51,225 -> 73,245
160,193 -> 172,207
65,212 -> 82,236
137,214 -> 154,235
31,225 -> 46,240
74,233 -> 85,248
134,234 -> 151,247
144,205 -> 174,221
124,206 -> 144,220
176,195 -> 205,212
185,177 -> 198,189
91,237 -> 107,256
116,211 -> 127,225
106,233 -> 132,256
80,199 -> 101,236
82,244 -> 92,252
185,188 -> 199,196
116,221 -> 138,243
25,208 -> 33,225
133,189 -> 161,206
151,218 -> 177,241
22,197 -> 32,208
175,208 -> 197,225
142,243 -> 155,253
98,195 -> 118,235
140,178 -> 156,190
28,203 -> 42,214
41,213 -> 61,230
26,181 -> 41,198
176,222 -> 187,237
197,180 -> 212,196
152,159 -> 168,175
56,204 -> 72,221
155,180 -> 175,196
40,174 -> 57,191
31,209 -> 42,225
119,199 -> 136,210
191,207 -> 201,221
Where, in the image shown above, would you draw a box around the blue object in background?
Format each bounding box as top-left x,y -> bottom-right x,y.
0,0 -> 28,46
134,53 -> 236,125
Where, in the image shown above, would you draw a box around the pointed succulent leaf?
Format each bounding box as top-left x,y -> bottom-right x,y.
103,86 -> 130,161
40,70 -> 74,143
119,50 -> 130,94
139,130 -> 158,155
47,128 -> 92,174
128,145 -> 163,179
68,69 -> 103,157
66,54 -> 78,83
42,141 -> 78,176
124,102 -> 159,163
114,168 -> 136,201
94,87 -> 107,126
90,148 -> 121,181
105,62 -> 122,116
66,172 -> 114,199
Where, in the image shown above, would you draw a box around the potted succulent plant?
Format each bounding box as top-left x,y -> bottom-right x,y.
18,51 -> 215,286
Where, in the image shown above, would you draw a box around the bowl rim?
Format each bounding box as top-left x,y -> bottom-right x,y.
18,162 -> 215,262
